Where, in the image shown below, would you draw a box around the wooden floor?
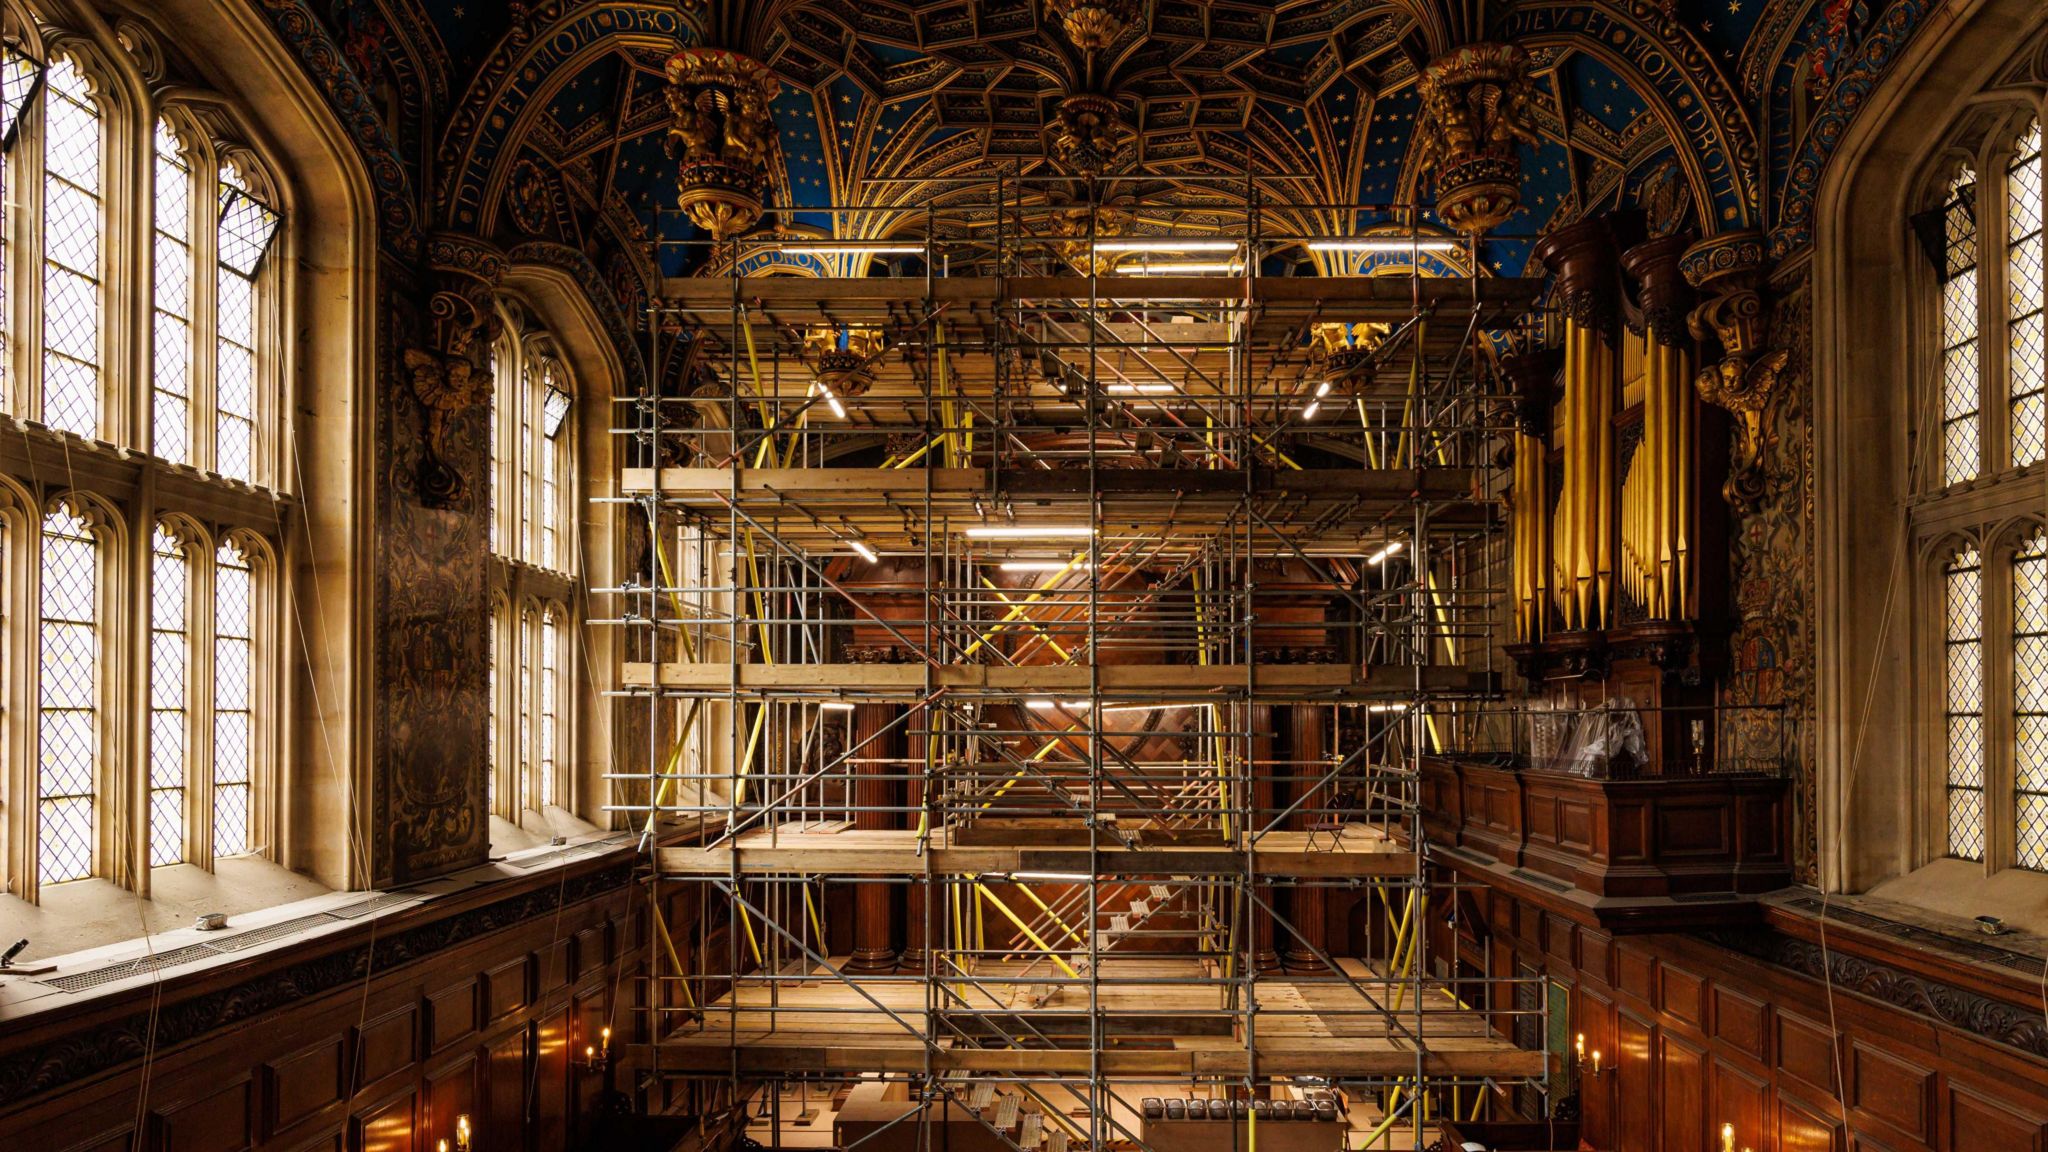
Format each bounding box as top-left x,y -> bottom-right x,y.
637,958 -> 1546,1079
654,821 -> 1414,877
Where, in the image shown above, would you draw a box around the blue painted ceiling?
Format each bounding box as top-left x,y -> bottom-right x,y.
333,0 -> 1887,287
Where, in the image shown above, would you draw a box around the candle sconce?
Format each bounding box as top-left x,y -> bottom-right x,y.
1574,1033 -> 1609,1078
1720,1122 -> 1753,1152
584,1025 -> 613,1075
437,1113 -> 472,1152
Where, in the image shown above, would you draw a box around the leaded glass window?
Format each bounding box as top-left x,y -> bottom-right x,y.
541,363 -> 561,572
149,527 -> 187,865
519,607 -> 535,812
1946,544 -> 1987,860
38,504 -> 96,883
488,598 -> 501,814
215,165 -> 268,482
153,122 -> 193,463
2016,529 -> 2048,870
2014,123 -> 2048,470
214,541 -> 252,856
41,57 -> 100,439
540,608 -> 559,809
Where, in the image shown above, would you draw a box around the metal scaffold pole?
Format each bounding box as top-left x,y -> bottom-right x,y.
604,179 -> 1554,1152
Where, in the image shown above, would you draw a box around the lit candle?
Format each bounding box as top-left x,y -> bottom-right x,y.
1591,1050 -> 1602,1074
438,1142 -> 448,1152
455,1114 -> 471,1152
1575,1033 -> 1585,1060
601,1025 -> 612,1051
1720,1122 -> 1735,1152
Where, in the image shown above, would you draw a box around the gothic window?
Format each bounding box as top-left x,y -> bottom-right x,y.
1910,115 -> 2048,877
2016,529 -> 2048,869
2010,123 -> 2046,468
540,606 -> 560,809
152,121 -> 191,462
41,56 -> 100,439
0,25 -> 292,898
215,163 -> 277,483
487,303 -> 579,833
37,502 -> 98,884
1945,543 -> 1986,861
149,526 -> 188,865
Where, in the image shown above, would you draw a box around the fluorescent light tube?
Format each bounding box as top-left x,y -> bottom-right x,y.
1368,541 -> 1405,565
1093,239 -> 1240,253
965,525 -> 1096,539
998,560 -> 1091,572
1302,400 -> 1321,421
850,541 -> 879,563
1123,261 -> 1244,274
783,245 -> 925,256
1307,238 -> 1462,254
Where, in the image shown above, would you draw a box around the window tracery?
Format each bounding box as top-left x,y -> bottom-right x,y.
0,14 -> 291,899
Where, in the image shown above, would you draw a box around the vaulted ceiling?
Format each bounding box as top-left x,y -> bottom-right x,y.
323,0 -> 1887,304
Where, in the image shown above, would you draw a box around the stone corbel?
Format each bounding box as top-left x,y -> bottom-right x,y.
407,233 -> 505,508
1681,230 -> 1786,511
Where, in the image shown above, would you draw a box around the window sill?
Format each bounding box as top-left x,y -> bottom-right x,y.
1860,856 -> 2048,944
0,829 -> 634,1026
0,856 -> 332,964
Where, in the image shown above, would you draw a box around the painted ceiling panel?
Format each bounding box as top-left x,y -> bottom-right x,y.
315,0 -> 1929,313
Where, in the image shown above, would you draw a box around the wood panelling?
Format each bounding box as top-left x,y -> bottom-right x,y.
350,1089 -> 413,1152
1660,962 -> 1707,1029
355,1007 -> 418,1090
0,852 -> 643,1152
1659,1034 -> 1706,1152
483,957 -> 531,1022
1471,881 -> 2048,1152
423,1055 -> 476,1150
1712,1061 -> 1769,1152
266,1037 -> 347,1135
426,979 -> 478,1054
1775,1010 -> 1839,1097
1849,1042 -> 1934,1145
1618,1011 -> 1655,1152
1714,984 -> 1768,1062
153,1077 -> 254,1152
1618,943 -> 1657,1001
1949,1088 -> 2048,1151
1778,1092 -> 1844,1152
485,1030 -> 528,1152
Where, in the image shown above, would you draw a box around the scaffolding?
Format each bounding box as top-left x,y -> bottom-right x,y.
599,183 -> 1557,1151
